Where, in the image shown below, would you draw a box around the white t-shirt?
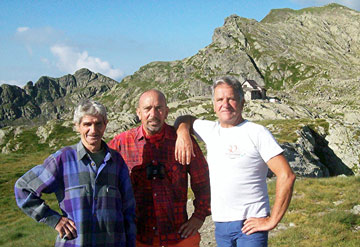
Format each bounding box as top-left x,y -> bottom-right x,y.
193,119 -> 283,222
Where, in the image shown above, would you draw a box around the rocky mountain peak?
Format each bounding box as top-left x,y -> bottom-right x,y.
0,84 -> 29,105
73,68 -> 98,87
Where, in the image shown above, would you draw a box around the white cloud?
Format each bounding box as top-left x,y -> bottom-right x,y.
15,26 -> 63,46
15,26 -> 65,56
14,26 -> 124,81
291,0 -> 360,10
50,44 -> 123,80
17,27 -> 29,33
40,57 -> 50,65
0,80 -> 24,88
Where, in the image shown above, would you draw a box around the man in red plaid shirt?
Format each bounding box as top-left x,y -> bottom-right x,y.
108,89 -> 211,247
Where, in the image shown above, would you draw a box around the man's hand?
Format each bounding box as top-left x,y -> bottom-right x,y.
241,217 -> 276,235
55,217 -> 77,240
178,216 -> 204,238
175,127 -> 195,165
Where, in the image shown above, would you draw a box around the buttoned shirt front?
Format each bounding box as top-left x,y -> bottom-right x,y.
108,124 -> 211,246
14,141 -> 136,247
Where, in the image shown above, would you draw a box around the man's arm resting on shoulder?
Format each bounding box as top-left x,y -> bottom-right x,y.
174,115 -> 197,165
242,154 -> 296,235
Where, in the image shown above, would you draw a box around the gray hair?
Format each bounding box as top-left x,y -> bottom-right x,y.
73,99 -> 108,124
212,76 -> 244,102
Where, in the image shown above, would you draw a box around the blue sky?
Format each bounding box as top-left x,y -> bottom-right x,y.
1,0 -> 359,87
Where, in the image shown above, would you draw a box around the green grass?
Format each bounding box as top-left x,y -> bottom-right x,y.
0,121 -> 77,157
0,151 -> 60,247
268,176 -> 360,246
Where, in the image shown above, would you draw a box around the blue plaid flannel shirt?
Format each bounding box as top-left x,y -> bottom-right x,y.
14,141 -> 136,247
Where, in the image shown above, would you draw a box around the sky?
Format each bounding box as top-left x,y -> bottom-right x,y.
1,0 -> 359,87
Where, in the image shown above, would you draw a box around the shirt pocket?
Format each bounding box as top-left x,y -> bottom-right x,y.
64,184 -> 89,197
106,185 -> 122,199
166,162 -> 187,202
63,184 -> 90,212
102,185 -> 123,212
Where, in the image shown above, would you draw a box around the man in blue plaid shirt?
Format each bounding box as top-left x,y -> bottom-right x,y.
14,100 -> 136,247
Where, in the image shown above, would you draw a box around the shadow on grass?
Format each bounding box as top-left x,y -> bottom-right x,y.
10,232 -> 27,240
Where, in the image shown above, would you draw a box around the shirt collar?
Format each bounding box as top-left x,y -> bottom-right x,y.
134,125 -> 144,141
76,140 -> 113,162
76,141 -> 88,161
134,123 -> 174,142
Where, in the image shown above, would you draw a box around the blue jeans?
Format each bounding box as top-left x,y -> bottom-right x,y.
215,220 -> 268,247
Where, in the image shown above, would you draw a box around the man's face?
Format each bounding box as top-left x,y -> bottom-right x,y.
213,84 -> 244,128
137,91 -> 169,136
76,115 -> 107,152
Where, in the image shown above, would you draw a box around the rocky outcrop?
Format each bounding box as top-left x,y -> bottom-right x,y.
0,84 -> 40,124
280,126 -> 354,177
105,112 -> 139,139
325,120 -> 360,173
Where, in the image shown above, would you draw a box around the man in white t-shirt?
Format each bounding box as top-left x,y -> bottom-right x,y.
174,76 -> 296,247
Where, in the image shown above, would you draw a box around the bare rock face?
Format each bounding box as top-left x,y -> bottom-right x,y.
0,84 -> 40,125
36,120 -> 66,144
281,133 -> 330,177
104,112 -> 139,140
280,126 -> 353,177
243,100 -> 316,121
326,121 -> 360,173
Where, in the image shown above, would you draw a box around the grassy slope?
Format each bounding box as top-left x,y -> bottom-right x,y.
0,152 -> 59,246
268,176 -> 360,246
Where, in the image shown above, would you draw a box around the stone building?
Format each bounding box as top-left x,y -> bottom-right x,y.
242,79 -> 267,100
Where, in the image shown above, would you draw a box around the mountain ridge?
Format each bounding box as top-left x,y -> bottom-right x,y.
0,68 -> 117,127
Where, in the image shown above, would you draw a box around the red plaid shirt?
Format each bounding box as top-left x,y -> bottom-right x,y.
108,124 -> 211,245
